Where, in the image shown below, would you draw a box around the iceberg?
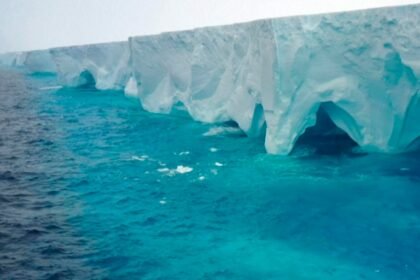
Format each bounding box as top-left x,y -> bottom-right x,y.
130,5 -> 420,154
1,4 -> 419,155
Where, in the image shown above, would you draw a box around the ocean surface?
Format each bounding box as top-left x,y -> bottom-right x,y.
0,70 -> 419,280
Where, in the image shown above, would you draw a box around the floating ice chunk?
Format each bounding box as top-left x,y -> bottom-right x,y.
198,176 -> 206,181
176,165 -> 193,174
159,200 -> 167,205
157,167 -> 170,173
203,126 -> 244,137
209,147 -> 218,152
158,165 -> 193,175
214,162 -> 224,167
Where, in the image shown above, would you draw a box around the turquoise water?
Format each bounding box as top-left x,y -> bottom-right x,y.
0,71 -> 419,279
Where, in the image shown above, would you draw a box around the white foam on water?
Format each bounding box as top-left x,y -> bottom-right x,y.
176,151 -> 190,156
131,155 -> 149,161
39,85 -> 63,90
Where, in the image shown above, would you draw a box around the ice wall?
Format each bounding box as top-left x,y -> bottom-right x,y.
265,5 -> 420,154
130,21 -> 274,137
1,4 -> 419,155
23,50 -> 56,73
0,53 -> 19,67
0,50 -> 56,73
130,4 -> 420,154
49,42 -> 132,91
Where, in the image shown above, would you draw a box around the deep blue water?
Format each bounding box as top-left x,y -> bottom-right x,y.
0,70 -> 419,279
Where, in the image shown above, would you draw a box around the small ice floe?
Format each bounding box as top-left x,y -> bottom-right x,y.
159,200 -> 167,205
214,162 -> 224,167
198,176 -> 206,181
39,85 -> 63,91
131,155 -> 149,161
158,165 -> 193,176
203,126 -> 243,137
176,151 -> 190,156
209,147 -> 218,152
400,167 -> 410,171
176,165 -> 193,174
157,168 -> 170,173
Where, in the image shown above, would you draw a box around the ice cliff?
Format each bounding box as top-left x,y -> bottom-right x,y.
0,50 -> 56,73
49,42 -> 132,91
130,5 -> 420,154
1,4 -> 419,155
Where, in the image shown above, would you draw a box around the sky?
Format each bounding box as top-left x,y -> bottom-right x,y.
0,0 -> 419,53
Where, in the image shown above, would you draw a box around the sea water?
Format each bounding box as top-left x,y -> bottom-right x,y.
0,70 -> 419,279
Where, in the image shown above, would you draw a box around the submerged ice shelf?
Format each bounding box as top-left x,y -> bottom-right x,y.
1,4 -> 419,155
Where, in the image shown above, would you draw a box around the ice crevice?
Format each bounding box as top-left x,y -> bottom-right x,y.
0,4 -> 419,155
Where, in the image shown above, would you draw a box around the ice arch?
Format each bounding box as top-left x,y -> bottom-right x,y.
77,70 -> 96,88
292,103 -> 359,155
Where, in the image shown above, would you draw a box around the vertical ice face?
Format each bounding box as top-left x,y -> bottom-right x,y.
0,52 -> 27,68
2,4 -> 419,155
130,4 -> 420,154
266,5 -> 420,154
0,53 -> 19,67
23,50 -> 57,73
49,42 -> 131,90
130,21 -> 276,137
0,51 -> 55,73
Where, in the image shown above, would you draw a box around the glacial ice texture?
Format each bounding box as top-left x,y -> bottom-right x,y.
50,42 -> 131,91
0,51 -> 56,73
1,5 -> 419,155
130,5 -> 420,154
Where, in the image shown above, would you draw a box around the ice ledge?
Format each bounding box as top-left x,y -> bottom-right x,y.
1,4 -> 419,155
